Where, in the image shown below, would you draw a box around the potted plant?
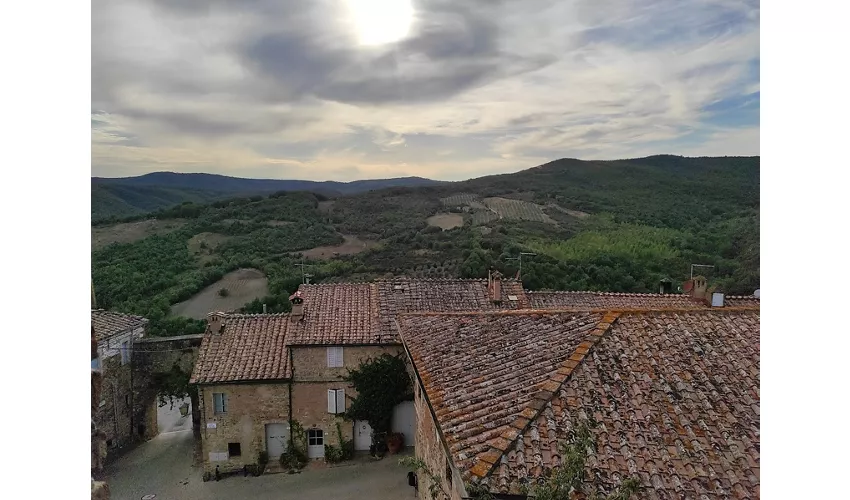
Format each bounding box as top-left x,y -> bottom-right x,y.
387,432 -> 404,454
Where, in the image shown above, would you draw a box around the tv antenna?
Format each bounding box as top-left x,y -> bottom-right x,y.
294,262 -> 314,284
506,252 -> 536,280
690,264 -> 715,279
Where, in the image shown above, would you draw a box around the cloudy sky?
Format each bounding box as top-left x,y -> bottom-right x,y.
92,0 -> 760,181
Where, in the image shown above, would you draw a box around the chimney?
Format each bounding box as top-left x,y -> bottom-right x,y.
659,278 -> 673,294
490,270 -> 503,303
262,303 -> 267,314
686,275 -> 709,300
289,290 -> 304,321
207,311 -> 226,334
708,285 -> 725,307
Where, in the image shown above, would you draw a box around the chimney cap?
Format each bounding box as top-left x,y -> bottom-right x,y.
491,269 -> 503,279
289,290 -> 304,304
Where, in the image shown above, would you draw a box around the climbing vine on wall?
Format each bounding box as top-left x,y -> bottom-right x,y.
344,353 -> 413,434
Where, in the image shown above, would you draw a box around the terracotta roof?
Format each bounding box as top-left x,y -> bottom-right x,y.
289,279 -> 530,345
528,291 -> 759,311
396,311 -> 611,480
91,309 -> 147,341
190,313 -> 292,384
288,283 -> 384,344
398,309 -> 760,499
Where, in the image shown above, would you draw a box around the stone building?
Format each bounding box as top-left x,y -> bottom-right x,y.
91,324 -> 109,499
190,275 -> 529,474
91,309 -> 149,459
395,291 -> 761,500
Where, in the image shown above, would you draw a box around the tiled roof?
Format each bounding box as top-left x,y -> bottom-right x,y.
288,279 -> 530,345
91,309 -> 147,341
396,311 -> 611,479
287,283 -> 384,344
190,313 -> 292,384
399,309 -> 760,500
528,291 -> 759,311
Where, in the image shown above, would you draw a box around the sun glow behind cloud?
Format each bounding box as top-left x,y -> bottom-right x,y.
91,0 -> 759,181
344,0 -> 414,46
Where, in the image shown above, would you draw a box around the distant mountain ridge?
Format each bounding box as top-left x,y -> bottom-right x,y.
92,172 -> 446,221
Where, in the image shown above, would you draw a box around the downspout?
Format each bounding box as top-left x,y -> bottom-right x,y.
129,330 -> 135,442
288,348 -> 294,452
111,381 -> 120,447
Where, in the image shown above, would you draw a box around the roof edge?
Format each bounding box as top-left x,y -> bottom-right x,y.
466,311 -> 623,482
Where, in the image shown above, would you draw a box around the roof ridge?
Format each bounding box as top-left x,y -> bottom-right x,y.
527,290 -> 690,297
466,312 -> 623,481
398,306 -> 759,318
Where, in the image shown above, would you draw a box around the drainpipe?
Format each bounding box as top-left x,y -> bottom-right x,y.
288,348 -> 294,452
111,381 -> 120,448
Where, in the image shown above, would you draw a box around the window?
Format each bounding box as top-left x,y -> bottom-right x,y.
327,347 -> 344,368
213,393 -> 228,414
308,429 -> 324,446
328,388 -> 345,414
120,340 -> 130,365
228,442 -> 242,457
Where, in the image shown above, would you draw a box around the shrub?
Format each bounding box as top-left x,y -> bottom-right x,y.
217,288 -> 229,297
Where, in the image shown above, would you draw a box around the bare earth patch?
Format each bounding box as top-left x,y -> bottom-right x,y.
547,203 -> 591,218
482,197 -> 557,224
300,235 -> 379,260
266,220 -> 294,227
426,213 -> 464,231
92,219 -> 186,250
187,232 -> 231,264
171,268 -> 269,319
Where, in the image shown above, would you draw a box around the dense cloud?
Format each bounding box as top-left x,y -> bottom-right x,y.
92,0 -> 760,181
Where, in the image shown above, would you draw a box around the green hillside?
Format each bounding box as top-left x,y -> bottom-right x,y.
92,155 -> 759,336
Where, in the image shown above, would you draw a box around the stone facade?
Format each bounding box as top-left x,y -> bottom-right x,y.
290,344 -> 403,382
197,383 -> 291,474
412,379 -> 465,500
95,327 -> 144,459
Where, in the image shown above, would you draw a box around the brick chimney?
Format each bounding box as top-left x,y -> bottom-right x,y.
289,290 -> 304,321
207,311 -> 226,334
489,270 -> 503,303
685,275 -> 709,300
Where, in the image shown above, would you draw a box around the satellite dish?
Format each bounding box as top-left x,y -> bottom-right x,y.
753,289 -> 760,299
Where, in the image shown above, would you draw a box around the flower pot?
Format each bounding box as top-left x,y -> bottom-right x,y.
387,433 -> 404,454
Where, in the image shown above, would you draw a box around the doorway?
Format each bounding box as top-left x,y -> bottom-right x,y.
354,420 -> 372,451
307,429 -> 325,458
265,423 -> 289,460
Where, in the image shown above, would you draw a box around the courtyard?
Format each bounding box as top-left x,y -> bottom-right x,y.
104,403 -> 416,500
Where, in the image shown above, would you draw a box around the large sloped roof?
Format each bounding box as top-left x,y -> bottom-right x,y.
397,309 -> 760,499
190,313 -> 292,384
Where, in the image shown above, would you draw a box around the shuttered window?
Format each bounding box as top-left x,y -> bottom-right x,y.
327,388 -> 345,414
213,393 -> 228,414
327,347 -> 344,368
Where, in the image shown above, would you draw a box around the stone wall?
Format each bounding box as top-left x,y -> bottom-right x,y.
198,383 -> 290,474
291,381 -> 354,446
95,354 -> 135,457
290,345 -> 403,381
413,379 -> 465,500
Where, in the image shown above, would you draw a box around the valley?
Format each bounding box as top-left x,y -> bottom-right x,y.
91,155 -> 760,337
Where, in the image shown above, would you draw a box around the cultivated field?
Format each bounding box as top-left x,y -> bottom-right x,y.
482,197 -> 556,224
440,193 -> 478,206
426,213 -> 464,230
471,210 -> 500,225
170,268 -> 269,319
92,219 -> 186,249
300,235 -> 379,260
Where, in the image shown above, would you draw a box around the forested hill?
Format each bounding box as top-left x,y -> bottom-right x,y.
92,172 -> 444,221
92,155 -> 759,336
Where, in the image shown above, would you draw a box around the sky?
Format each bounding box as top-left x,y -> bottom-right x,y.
92,0 -> 760,182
